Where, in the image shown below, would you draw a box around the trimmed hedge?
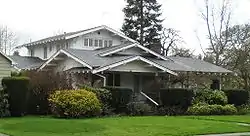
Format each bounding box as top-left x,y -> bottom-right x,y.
81,85 -> 113,115
187,103 -> 237,115
223,89 -> 250,106
49,90 -> 101,118
104,86 -> 133,113
160,88 -> 194,108
194,89 -> 228,105
0,89 -> 10,117
2,77 -> 30,117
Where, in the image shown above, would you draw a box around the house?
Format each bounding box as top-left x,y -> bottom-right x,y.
12,25 -> 231,105
0,51 -> 15,87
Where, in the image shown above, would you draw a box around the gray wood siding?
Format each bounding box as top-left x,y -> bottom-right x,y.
0,54 -> 11,87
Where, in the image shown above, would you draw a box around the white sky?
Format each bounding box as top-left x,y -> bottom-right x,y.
0,0 -> 250,55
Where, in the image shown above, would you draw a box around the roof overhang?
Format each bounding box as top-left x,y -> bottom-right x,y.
39,49 -> 93,70
92,56 -> 178,76
65,25 -> 138,43
99,43 -> 171,61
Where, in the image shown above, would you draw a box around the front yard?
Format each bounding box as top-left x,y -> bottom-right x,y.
0,116 -> 250,136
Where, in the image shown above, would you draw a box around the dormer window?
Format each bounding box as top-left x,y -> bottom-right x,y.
89,39 -> 93,47
109,40 -> 113,47
94,40 -> 98,47
99,40 -> 103,47
84,39 -> 88,46
104,40 -> 108,47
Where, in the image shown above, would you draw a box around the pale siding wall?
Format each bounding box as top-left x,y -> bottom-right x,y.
0,55 -> 11,87
28,41 -> 66,60
110,61 -> 159,73
55,58 -> 83,71
69,29 -> 124,50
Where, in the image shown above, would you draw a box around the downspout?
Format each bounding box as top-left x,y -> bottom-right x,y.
95,73 -> 106,87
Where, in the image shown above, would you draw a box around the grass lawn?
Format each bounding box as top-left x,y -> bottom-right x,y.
188,115 -> 250,124
0,116 -> 250,136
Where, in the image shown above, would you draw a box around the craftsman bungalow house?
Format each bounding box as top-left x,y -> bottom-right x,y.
11,25 -> 231,105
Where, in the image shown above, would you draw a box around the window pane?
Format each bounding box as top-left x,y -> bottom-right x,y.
94,40 -> 98,47
99,40 -> 103,47
104,40 -> 108,47
84,39 -> 88,46
89,39 -> 93,47
109,40 -> 113,47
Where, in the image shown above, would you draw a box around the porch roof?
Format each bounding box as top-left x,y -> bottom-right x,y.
42,48 -> 231,74
9,55 -> 45,70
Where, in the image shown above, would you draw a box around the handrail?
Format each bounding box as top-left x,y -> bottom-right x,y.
140,91 -> 159,106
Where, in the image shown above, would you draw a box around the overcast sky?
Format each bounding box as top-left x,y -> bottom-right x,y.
0,0 -> 250,55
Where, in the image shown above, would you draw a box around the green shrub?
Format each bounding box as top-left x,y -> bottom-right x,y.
126,102 -> 152,116
187,103 -> 237,115
236,104 -> 250,115
49,90 -> 101,118
103,87 -> 133,113
160,88 -> 194,108
223,89 -> 250,106
2,77 -> 30,117
0,89 -> 10,117
80,85 -> 113,115
157,106 -> 187,116
194,89 -> 228,105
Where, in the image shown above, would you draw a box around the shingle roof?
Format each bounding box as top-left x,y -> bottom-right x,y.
18,25 -> 105,47
9,55 -> 45,70
64,48 -> 231,73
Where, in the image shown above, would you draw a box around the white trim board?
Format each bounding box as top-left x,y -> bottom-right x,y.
99,43 -> 171,61
92,56 -> 177,76
39,49 -> 93,70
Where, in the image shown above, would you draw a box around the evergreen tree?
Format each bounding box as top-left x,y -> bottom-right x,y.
121,0 -> 163,46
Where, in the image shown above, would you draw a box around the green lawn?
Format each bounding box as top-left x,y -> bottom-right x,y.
0,116 -> 249,136
188,115 -> 250,124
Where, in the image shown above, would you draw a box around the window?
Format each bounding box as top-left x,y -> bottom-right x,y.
99,40 -> 103,47
44,46 -> 47,59
109,40 -> 113,47
89,39 -> 93,47
30,49 -> 34,57
66,44 -> 69,49
49,45 -> 52,52
94,39 -> 98,47
104,40 -> 108,47
84,39 -> 88,46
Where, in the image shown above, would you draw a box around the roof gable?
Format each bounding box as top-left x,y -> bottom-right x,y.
98,43 -> 171,61
18,25 -> 137,48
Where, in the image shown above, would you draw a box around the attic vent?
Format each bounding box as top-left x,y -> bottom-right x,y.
97,31 -> 101,35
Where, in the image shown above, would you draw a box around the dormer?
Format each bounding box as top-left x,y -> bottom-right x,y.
18,25 -> 137,60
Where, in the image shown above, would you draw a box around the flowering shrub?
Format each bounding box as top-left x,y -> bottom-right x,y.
49,89 -> 101,118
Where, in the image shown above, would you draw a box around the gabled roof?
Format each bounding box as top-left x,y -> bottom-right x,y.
38,48 -> 232,74
98,43 -> 171,61
17,25 -> 137,48
9,55 -> 44,70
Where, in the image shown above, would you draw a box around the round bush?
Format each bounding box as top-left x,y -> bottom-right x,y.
194,89 -> 228,105
49,89 -> 101,118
